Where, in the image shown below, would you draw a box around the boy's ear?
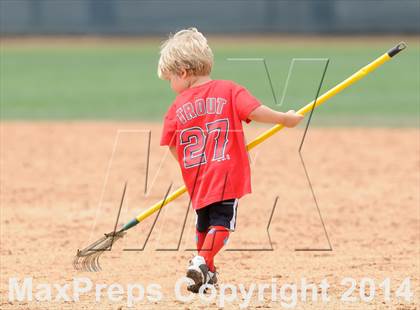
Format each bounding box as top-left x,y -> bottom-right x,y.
180,68 -> 188,79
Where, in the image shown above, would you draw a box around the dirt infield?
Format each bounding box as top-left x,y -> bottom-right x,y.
0,122 -> 419,309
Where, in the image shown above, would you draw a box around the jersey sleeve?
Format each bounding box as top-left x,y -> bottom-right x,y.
232,84 -> 261,123
160,105 -> 177,146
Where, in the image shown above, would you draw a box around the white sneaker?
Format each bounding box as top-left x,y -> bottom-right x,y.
186,255 -> 209,293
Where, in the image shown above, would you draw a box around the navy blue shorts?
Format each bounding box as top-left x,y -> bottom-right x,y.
195,198 -> 238,232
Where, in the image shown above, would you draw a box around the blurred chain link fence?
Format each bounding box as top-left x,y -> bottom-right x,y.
1,0 -> 419,35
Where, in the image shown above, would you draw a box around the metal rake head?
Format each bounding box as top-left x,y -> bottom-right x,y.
73,230 -> 125,272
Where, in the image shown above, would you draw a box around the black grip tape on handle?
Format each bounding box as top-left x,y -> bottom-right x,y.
387,42 -> 407,57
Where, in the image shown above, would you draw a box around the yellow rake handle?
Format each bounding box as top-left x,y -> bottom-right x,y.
130,42 -> 406,226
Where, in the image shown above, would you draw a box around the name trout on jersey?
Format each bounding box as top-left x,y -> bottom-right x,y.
176,97 -> 227,124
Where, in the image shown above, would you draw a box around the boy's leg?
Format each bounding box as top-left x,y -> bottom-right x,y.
199,199 -> 238,272
199,226 -> 229,272
196,229 -> 207,252
186,206 -> 211,293
195,207 -> 210,252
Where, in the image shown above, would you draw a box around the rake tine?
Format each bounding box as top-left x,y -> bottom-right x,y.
83,256 -> 91,272
74,249 -> 87,271
91,252 -> 102,271
85,254 -> 94,272
86,250 -> 102,272
82,254 -> 91,272
73,229 -> 126,272
83,253 -> 95,272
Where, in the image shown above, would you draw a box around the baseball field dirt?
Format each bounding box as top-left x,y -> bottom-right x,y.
0,122 -> 419,309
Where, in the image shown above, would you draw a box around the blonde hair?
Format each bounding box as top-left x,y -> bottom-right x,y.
157,27 -> 213,79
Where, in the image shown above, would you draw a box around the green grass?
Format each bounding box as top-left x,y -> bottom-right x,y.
1,39 -> 419,126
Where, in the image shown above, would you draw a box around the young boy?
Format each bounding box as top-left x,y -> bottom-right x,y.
158,28 -> 303,292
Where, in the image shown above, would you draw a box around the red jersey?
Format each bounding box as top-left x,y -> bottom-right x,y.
160,80 -> 261,210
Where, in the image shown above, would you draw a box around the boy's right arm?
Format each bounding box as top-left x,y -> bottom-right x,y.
248,105 -> 304,127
